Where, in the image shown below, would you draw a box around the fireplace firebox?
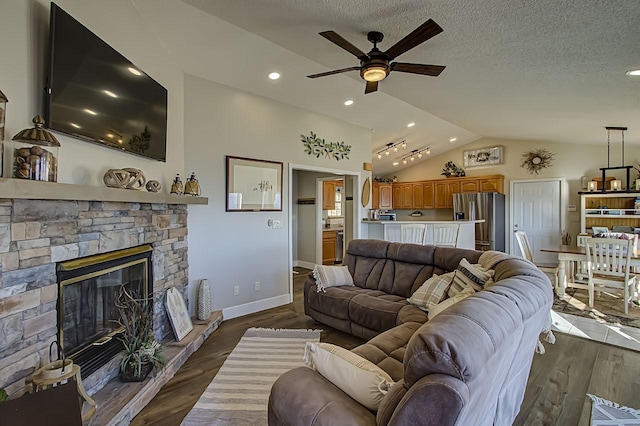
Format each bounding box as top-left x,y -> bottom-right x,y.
56,245 -> 153,378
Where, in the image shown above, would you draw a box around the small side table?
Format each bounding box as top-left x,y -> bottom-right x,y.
31,363 -> 97,423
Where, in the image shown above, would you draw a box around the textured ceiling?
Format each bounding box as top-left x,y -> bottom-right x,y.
181,0 -> 640,174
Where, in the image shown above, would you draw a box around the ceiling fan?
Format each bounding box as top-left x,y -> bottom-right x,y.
307,19 -> 446,94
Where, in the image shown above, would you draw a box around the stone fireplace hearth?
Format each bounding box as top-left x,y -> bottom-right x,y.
0,198 -> 191,397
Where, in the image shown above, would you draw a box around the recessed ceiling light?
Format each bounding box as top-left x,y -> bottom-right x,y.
127,67 -> 142,76
268,72 -> 281,80
626,69 -> 640,76
392,162 -> 399,166
449,137 -> 457,142
70,123 -> 80,129
102,89 -> 118,98
344,99 -> 354,106
84,108 -> 97,115
407,122 -> 415,128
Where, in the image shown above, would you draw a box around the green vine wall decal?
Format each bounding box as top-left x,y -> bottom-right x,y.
301,131 -> 351,161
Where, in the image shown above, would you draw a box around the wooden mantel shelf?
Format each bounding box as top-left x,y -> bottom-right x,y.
0,178 -> 208,205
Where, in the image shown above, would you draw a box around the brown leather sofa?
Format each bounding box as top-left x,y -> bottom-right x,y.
269,239 -> 553,425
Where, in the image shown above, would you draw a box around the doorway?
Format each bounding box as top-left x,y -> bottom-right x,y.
288,164 -> 362,303
510,178 -> 565,264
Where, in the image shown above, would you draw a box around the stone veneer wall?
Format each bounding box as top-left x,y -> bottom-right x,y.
0,199 -> 189,397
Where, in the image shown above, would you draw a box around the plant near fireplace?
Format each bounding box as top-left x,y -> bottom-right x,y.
115,286 -> 165,382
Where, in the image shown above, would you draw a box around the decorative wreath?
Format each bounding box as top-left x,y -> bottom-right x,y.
521,148 -> 554,175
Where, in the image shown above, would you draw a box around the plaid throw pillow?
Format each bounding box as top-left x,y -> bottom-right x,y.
448,258 -> 494,298
407,272 -> 455,312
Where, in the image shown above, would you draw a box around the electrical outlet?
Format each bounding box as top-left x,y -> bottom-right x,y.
254,281 -> 261,291
233,285 -> 239,296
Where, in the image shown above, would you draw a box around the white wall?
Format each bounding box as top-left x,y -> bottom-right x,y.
0,0 -> 184,185
388,137 -> 640,240
185,74 -> 371,316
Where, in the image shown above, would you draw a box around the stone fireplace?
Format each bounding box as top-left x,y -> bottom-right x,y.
0,198 -> 191,397
57,245 -> 153,378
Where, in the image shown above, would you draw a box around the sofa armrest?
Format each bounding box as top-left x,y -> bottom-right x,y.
268,367 -> 376,426
388,374 -> 469,426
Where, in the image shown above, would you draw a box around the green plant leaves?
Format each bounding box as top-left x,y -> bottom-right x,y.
301,131 -> 351,161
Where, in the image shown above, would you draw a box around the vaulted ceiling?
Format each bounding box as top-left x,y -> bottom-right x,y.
180,0 -> 640,175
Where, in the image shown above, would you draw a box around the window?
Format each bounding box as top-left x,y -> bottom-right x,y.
328,190 -> 342,217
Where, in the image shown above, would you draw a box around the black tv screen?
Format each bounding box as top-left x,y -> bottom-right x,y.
45,3 -> 167,162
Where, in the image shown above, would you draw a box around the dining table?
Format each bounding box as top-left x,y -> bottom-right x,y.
540,244 -> 640,297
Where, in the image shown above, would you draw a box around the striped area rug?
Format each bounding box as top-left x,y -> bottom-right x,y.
182,327 -> 321,425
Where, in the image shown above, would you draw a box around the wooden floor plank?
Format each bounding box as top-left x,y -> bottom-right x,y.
133,270 -> 640,426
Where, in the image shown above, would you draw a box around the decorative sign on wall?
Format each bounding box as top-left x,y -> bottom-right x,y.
301,131 -> 351,161
521,148 -> 554,175
463,146 -> 504,168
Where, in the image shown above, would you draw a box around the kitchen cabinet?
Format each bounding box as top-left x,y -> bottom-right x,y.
460,180 -> 480,193
372,182 -> 392,210
392,183 -> 413,209
389,175 -> 504,210
322,231 -> 337,265
322,181 -> 336,210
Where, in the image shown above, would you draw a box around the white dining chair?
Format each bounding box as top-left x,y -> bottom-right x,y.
585,237 -> 636,314
400,224 -> 427,244
514,231 -> 559,288
433,224 -> 460,247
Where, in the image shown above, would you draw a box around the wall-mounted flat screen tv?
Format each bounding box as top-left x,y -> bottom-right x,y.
45,3 -> 168,162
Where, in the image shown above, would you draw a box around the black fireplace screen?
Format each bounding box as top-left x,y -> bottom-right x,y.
57,245 -> 152,377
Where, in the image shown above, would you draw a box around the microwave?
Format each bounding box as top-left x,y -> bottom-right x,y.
379,213 -> 397,221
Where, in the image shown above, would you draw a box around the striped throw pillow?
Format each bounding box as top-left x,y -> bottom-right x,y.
313,265 -> 354,293
447,258 -> 494,298
407,272 -> 455,312
429,287 -> 476,320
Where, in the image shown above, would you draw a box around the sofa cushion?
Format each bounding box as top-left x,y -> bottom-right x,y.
304,342 -> 394,412
448,258 -> 494,297
312,265 -> 354,292
353,321 -> 423,382
349,293 -> 409,333
306,286 -> 362,320
407,272 -> 455,311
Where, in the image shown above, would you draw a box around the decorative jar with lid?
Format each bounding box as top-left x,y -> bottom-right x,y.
10,115 -> 60,182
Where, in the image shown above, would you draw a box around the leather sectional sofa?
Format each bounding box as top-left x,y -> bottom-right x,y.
269,239 -> 553,425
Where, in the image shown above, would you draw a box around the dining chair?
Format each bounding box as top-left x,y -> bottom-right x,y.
433,223 -> 460,247
400,223 -> 427,244
514,231 -> 559,288
572,234 -> 590,284
585,237 -> 637,314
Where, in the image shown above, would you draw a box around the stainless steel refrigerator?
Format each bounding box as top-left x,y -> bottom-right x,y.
452,192 -> 505,251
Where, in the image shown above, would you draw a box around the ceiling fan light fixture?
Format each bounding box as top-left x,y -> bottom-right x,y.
361,65 -> 388,82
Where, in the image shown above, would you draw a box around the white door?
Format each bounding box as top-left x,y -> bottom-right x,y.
511,179 -> 563,264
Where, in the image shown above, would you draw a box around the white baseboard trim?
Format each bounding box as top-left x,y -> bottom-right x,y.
222,294 -> 290,320
294,260 -> 316,269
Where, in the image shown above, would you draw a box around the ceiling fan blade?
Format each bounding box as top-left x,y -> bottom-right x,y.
365,80 -> 378,94
384,19 -> 443,60
319,31 -> 368,59
307,66 -> 360,79
391,62 -> 445,76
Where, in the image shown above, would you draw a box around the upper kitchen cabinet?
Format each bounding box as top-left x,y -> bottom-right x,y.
372,182 -> 392,210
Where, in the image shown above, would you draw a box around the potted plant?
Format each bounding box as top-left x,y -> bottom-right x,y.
115,286 -> 165,382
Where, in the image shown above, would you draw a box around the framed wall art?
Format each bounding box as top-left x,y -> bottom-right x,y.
226,156 -> 283,212
165,287 -> 193,341
463,146 -> 504,168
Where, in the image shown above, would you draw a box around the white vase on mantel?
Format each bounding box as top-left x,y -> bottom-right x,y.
197,279 -> 211,321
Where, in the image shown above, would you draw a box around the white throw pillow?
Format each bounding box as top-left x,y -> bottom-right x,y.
313,265 -> 354,293
407,272 -> 455,312
447,258 -> 494,297
303,342 -> 394,411
429,287 -> 476,320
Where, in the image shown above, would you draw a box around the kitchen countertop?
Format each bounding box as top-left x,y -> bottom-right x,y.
362,219 -> 484,224
323,225 -> 344,231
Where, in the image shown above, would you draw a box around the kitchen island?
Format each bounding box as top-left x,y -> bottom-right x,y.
363,219 -> 484,250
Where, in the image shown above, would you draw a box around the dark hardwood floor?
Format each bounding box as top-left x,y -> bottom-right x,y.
133,269 -> 640,425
